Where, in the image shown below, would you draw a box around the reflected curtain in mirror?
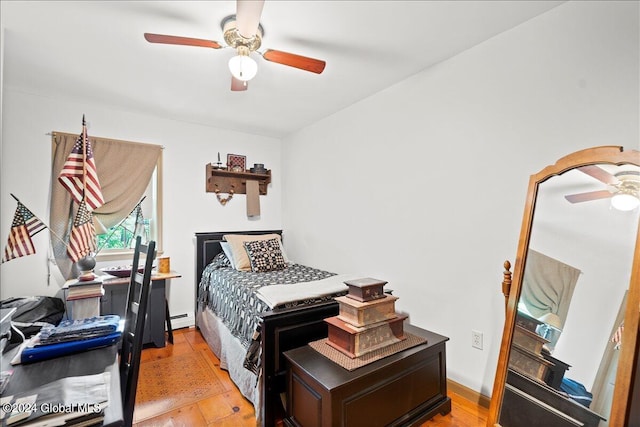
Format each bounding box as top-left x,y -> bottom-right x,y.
50,132 -> 162,279
520,249 -> 581,329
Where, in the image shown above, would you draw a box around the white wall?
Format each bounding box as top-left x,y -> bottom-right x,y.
281,1 -> 639,396
0,90 -> 282,328
1,0 -> 637,399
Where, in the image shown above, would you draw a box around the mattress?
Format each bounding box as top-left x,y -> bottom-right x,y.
197,253 -> 345,373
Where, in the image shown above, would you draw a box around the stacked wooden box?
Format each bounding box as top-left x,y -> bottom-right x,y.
325,278 -> 407,358
508,312 -> 554,382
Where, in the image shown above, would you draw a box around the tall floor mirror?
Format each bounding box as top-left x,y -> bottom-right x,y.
488,146 -> 640,427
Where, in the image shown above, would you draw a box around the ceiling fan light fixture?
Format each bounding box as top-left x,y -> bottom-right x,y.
611,176 -> 640,211
228,47 -> 257,81
611,192 -> 640,211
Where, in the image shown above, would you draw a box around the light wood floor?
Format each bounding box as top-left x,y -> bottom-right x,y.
133,327 -> 488,426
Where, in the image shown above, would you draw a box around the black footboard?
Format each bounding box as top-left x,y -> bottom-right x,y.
261,301 -> 339,426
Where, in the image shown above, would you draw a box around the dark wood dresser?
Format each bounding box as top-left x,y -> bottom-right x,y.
500,369 -> 606,427
283,323 -> 451,427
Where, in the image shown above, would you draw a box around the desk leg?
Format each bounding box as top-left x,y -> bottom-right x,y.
165,299 -> 173,345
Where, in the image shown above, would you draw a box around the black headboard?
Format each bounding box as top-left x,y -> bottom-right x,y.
195,230 -> 283,287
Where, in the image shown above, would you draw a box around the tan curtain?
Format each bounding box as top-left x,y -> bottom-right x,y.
520,249 -> 582,328
50,132 -> 162,279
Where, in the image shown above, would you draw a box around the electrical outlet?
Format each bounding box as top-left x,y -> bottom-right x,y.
472,330 -> 483,350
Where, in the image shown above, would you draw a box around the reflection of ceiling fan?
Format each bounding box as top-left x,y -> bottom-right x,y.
564,165 -> 640,211
143,0 -> 326,91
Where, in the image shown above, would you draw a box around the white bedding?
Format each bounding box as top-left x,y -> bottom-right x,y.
256,274 -> 358,309
197,306 -> 263,421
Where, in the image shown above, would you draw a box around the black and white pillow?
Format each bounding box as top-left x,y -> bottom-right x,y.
243,238 -> 287,272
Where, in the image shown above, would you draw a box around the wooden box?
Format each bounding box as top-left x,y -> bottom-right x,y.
344,277 -> 387,302
325,314 -> 407,358
284,324 -> 451,427
513,325 -> 549,354
515,311 -> 544,333
509,343 -> 554,382
335,295 -> 398,327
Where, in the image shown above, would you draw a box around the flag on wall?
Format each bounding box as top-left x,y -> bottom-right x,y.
2,202 -> 47,263
58,116 -> 105,211
67,200 -> 97,263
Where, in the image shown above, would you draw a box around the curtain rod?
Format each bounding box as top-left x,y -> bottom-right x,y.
47,132 -> 164,148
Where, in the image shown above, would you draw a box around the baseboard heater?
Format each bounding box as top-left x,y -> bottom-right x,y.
170,313 -> 188,320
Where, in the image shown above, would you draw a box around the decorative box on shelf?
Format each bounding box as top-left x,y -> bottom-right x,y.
344,277 -> 387,302
205,163 -> 271,195
325,314 -> 407,358
335,295 -> 398,327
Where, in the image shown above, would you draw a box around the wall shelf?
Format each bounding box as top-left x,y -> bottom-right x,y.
205,163 -> 271,195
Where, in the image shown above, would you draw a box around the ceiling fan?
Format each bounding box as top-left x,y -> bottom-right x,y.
564,165 -> 640,211
143,0 -> 326,91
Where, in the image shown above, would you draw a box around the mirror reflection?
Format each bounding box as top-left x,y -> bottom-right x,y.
502,163 -> 640,427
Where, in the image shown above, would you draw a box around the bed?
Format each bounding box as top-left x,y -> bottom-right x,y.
194,230 -> 351,426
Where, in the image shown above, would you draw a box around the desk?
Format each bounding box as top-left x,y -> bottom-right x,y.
2,344 -> 123,426
101,271 -> 181,347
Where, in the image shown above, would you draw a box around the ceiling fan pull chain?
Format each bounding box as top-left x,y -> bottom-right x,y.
215,187 -> 235,206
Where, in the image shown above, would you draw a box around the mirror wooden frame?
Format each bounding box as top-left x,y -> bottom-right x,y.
487,145 -> 640,427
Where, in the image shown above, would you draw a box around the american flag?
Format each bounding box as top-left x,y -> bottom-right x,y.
130,204 -> 147,247
2,202 -> 47,263
58,116 -> 105,211
67,200 -> 97,263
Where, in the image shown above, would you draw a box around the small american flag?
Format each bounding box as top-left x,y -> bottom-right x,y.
131,205 -> 146,245
58,116 -> 105,211
2,202 -> 47,263
67,200 -> 97,263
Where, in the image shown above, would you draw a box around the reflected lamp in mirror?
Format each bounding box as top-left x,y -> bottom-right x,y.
610,191 -> 639,211
536,312 -> 563,353
611,173 -> 640,211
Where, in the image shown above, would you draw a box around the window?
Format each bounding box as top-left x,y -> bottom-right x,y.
95,165 -> 162,261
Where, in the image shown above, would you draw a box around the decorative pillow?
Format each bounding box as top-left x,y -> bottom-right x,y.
223,233 -> 283,271
210,252 -> 231,268
220,242 -> 237,269
243,238 -> 287,272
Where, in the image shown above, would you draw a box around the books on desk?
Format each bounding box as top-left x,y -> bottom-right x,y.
65,280 -> 104,320
19,332 -> 122,364
66,280 -> 104,300
12,316 -> 123,365
37,315 -> 121,345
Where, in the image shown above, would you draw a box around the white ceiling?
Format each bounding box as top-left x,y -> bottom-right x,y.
1,1 -> 565,138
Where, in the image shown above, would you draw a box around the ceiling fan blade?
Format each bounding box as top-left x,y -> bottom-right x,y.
577,165 -> 620,186
262,49 -> 326,74
236,0 -> 265,38
144,33 -> 223,49
565,190 -> 613,204
231,76 -> 248,91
